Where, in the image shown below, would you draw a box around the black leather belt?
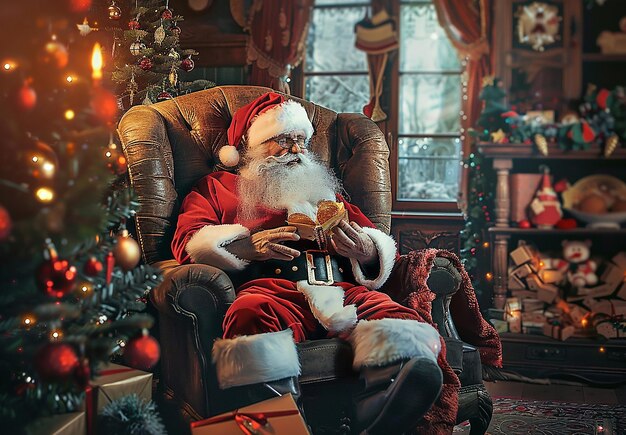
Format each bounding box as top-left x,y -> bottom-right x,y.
247,250 -> 352,285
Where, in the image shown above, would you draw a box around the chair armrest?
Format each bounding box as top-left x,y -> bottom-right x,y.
150,262 -> 236,418
427,256 -> 462,339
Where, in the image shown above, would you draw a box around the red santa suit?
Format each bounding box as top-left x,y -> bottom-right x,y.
171,92 -> 440,391
172,171 -> 440,388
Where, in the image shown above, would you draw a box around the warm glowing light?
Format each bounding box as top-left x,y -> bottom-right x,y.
539,261 -> 545,268
41,162 -> 55,177
66,75 -> 74,83
105,150 -> 112,158
3,61 -> 15,71
485,272 -> 493,281
482,242 -> 490,248
64,109 -> 75,120
581,318 -> 588,327
599,346 -> 606,353
117,155 -> 126,165
35,187 -> 54,203
31,156 -> 39,163
23,316 -> 34,326
50,330 -> 63,340
91,43 -> 103,81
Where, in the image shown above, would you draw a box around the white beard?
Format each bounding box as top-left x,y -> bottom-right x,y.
237,147 -> 341,225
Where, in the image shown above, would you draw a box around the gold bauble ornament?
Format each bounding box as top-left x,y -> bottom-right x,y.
534,134 -> 549,156
113,229 -> 141,271
604,134 -> 619,158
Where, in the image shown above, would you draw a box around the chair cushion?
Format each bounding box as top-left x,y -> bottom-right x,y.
297,339 -> 355,384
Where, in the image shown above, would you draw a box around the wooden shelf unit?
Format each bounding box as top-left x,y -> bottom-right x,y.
478,143 -> 626,308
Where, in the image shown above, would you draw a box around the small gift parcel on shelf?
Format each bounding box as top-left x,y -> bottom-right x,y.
191,394 -> 309,435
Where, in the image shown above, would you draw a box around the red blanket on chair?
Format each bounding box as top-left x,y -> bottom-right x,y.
381,248 -> 502,434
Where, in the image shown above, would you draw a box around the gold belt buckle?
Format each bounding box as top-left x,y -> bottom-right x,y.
305,250 -> 334,286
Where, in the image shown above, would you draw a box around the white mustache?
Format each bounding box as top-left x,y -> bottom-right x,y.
260,153 -> 301,168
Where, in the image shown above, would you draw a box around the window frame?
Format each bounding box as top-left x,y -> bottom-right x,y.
296,0 -> 463,214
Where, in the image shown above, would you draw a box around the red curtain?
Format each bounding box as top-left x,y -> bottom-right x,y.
247,0 -> 314,94
433,0 -> 493,213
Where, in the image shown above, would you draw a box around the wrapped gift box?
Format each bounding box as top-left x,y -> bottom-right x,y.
25,412 -> 86,435
85,363 -> 152,434
191,394 -> 309,435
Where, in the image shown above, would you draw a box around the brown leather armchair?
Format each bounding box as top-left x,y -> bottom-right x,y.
117,85 -> 492,434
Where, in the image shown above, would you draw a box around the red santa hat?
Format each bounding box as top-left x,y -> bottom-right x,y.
218,92 -> 314,167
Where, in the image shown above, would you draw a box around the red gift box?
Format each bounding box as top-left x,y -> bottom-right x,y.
191,394 -> 309,435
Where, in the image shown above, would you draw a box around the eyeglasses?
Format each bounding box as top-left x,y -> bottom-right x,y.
271,135 -> 308,149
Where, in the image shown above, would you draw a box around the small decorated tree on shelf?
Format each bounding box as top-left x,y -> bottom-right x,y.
104,0 -> 214,108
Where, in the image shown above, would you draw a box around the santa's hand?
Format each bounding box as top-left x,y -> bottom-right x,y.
227,226 -> 301,262
330,221 -> 377,265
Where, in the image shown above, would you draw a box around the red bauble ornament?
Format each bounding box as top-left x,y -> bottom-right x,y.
124,333 -> 160,370
0,205 -> 12,241
70,0 -> 92,12
83,256 -> 103,276
161,8 -> 173,19
91,87 -> 119,125
36,243 -> 77,298
157,91 -> 173,101
139,57 -> 153,71
518,219 -> 531,229
17,82 -> 37,111
180,56 -> 194,72
128,19 -> 141,30
35,343 -> 79,381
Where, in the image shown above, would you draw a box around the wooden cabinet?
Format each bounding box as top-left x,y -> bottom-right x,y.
494,0 -> 626,113
478,142 -> 626,309
478,143 -> 626,382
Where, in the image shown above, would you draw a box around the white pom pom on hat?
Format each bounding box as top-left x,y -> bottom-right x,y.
220,92 -> 314,167
218,145 -> 240,168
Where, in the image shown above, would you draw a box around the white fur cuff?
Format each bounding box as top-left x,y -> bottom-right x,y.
212,329 -> 301,389
186,224 -> 250,271
350,227 -> 396,290
349,318 -> 441,369
297,281 -> 357,333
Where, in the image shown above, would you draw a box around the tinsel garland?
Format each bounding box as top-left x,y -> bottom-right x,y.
98,394 -> 166,435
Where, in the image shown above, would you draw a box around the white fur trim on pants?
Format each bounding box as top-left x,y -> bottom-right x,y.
186,224 -> 250,271
350,227 -> 397,290
212,329 -> 301,389
246,100 -> 314,148
349,318 -> 441,369
297,281 -> 357,334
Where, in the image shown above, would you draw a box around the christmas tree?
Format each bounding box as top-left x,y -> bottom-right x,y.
459,152 -> 495,304
104,0 -> 214,107
0,1 -> 163,429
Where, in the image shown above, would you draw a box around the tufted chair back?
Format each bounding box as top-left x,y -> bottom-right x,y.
117,85 -> 391,265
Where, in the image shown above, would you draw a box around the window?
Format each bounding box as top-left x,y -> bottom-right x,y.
303,0 -> 463,211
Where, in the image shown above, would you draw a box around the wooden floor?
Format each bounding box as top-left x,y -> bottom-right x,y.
484,380 -> 626,404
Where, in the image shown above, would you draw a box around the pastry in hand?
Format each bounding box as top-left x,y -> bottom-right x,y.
287,200 -> 348,241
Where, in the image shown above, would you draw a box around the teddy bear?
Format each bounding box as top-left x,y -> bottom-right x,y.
542,240 -> 598,289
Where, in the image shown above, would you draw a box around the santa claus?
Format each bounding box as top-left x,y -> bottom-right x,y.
172,92 -> 443,434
